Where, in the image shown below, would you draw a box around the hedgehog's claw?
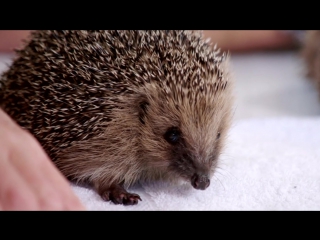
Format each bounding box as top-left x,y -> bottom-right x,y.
98,183 -> 141,205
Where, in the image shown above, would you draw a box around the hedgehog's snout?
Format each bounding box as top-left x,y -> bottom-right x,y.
191,173 -> 210,190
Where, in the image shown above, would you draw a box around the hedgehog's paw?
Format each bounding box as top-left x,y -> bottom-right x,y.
99,184 -> 142,206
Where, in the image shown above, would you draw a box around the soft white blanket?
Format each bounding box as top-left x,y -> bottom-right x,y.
1,50 -> 320,210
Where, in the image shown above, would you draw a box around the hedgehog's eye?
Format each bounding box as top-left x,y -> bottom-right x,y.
216,132 -> 221,140
164,127 -> 181,145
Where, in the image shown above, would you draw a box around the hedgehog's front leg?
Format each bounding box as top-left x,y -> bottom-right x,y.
96,182 -> 142,205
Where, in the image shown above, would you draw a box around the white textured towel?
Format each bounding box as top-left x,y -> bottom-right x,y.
72,117 -> 320,210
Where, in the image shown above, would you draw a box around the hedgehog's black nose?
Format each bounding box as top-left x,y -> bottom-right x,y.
191,173 -> 210,190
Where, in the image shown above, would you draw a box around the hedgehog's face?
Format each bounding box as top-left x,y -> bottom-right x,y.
137,83 -> 233,190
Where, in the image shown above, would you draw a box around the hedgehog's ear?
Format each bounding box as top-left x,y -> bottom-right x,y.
138,99 -> 149,125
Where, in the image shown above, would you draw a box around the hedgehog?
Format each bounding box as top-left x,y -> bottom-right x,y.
0,30 -> 234,205
301,30 -> 320,98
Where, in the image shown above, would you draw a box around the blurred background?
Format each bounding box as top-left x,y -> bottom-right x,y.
231,50 -> 320,120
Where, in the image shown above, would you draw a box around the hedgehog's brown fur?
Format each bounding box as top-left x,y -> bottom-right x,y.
0,30 -> 233,205
301,30 -> 320,98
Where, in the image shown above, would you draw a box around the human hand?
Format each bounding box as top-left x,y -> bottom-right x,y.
0,108 -> 86,210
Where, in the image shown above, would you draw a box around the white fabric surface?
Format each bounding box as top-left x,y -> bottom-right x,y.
1,50 -> 320,210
